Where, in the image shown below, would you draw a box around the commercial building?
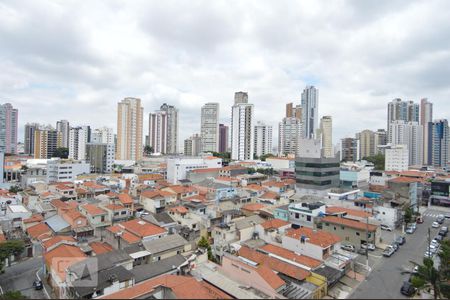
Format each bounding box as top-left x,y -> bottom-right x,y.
420,98 -> 433,165
69,126 -> 91,161
384,144 -> 409,171
184,134 -> 202,156
388,120 -> 423,166
340,138 -> 360,162
200,103 -> 219,153
301,86 -> 319,139
357,130 -> 375,158
219,124 -> 229,153
46,158 -> 90,183
91,127 -> 114,144
295,156 -> 340,191
286,102 -> 302,119
24,123 -> 41,156
253,121 -> 272,158
387,98 -> 419,136
319,116 -> 333,158
86,143 -> 115,173
231,92 -> 254,160
56,120 -> 70,148
166,156 -> 222,184
34,128 -> 63,159
0,103 -> 18,154
117,97 -> 144,161
431,119 -> 449,167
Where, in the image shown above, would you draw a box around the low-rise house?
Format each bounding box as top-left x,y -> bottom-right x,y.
42,235 -> 77,252
186,167 -> 221,184
81,181 -> 110,196
142,233 -> 190,263
142,212 -> 178,233
27,222 -> 53,242
130,255 -> 187,284
282,227 -> 341,261
257,191 -> 281,205
259,243 -> 322,270
79,204 -> 110,233
103,204 -> 131,223
100,274 -> 232,299
288,202 -> 326,229
43,244 -> 87,299
89,241 -> 113,256
140,189 -> 177,214
241,203 -> 267,216
318,216 -> 380,248
234,215 -> 265,242
255,219 -> 291,244
162,185 -> 199,200
262,180 -> 291,194
168,206 -> 201,232
194,179 -> 237,202
273,204 -> 289,222
219,165 -> 248,177
5,204 -> 32,229
22,214 -> 44,230
45,215 -> 71,235
118,193 -> 134,212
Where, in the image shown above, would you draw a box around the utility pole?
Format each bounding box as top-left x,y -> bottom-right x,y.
366,216 -> 369,269
428,227 -> 431,258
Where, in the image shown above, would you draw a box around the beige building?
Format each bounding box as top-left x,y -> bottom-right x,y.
116,97 -> 143,161
357,129 -> 375,158
320,116 -> 333,158
34,129 -> 63,159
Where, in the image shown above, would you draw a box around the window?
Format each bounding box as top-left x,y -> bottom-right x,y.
345,237 -> 349,241
306,215 -> 311,222
341,226 -> 345,230
356,232 -> 360,236
333,226 -> 336,231
325,223 -> 329,226
295,213 -> 300,219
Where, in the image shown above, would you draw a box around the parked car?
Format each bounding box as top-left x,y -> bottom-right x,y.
395,236 -> 406,245
416,216 -> 424,224
413,265 -> 419,274
432,222 -> 440,228
437,216 -> 445,224
33,280 -> 43,291
441,226 -> 448,233
405,226 -> 415,234
445,213 -> 450,219
434,235 -> 444,243
438,229 -> 447,237
361,242 -> 376,251
431,240 -> 440,248
424,250 -> 434,258
383,247 -> 395,257
401,281 -> 416,296
341,244 -> 355,252
357,248 -> 367,255
390,242 -> 399,252
381,224 -> 393,231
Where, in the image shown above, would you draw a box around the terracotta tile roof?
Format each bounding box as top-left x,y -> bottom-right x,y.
389,177 -> 422,184
66,201 -> 79,209
117,219 -> 166,238
259,191 -> 279,200
100,274 -> 231,299
166,185 -> 198,194
81,204 -> 107,216
50,199 -> 69,210
284,179 -> 296,185
62,210 -> 85,222
83,181 -> 107,190
42,235 -> 76,250
398,170 -> 428,178
245,184 -> 266,191
89,241 -> 113,255
384,171 -> 400,176
222,165 -> 247,171
27,223 -> 53,240
55,184 -> 73,190
238,246 -> 310,281
285,227 -> 341,248
262,181 -> 287,188
241,203 -> 266,211
189,168 -> 222,174
23,214 -> 44,224
76,188 -> 88,194
106,225 -> 141,244
256,264 -> 286,290
260,219 -> 290,230
44,244 -> 87,281
215,176 -> 239,182
105,204 -> 126,211
141,189 -> 176,199
183,194 -> 207,202
106,192 -> 119,198
40,191 -> 54,198
326,206 -> 372,218
259,244 -> 322,268
321,216 -> 378,232
138,174 -> 164,181
169,206 -> 188,214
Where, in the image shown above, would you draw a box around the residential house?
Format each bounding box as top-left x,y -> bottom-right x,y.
140,189 -> 177,214
255,219 -> 291,245
79,204 -> 110,234
194,179 -> 237,202
142,233 -> 190,263
288,202 -> 326,229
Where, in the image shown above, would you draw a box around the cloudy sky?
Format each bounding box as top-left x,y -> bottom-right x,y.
1,0 -> 450,150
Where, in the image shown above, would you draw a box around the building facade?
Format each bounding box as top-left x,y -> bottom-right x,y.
219,124 -> 229,153
295,156 -> 340,190
278,117 -> 302,156
69,126 -> 90,161
254,121 -> 272,158
91,127 -> 114,144
384,144 -> 409,171
431,119 -> 449,167
340,138 -> 360,162
420,98 -> 433,165
388,120 -> 423,166
149,103 -> 179,154
86,143 -> 115,173
34,129 -> 63,159
320,116 -> 333,158
301,86 -> 319,139
117,97 -> 143,161
200,103 -> 219,153
285,103 -> 302,120
0,103 -> 18,154
184,134 -> 202,156
56,120 -> 70,148
24,123 -> 41,156
231,92 -> 254,160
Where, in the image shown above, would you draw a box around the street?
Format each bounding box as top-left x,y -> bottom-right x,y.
0,256 -> 47,299
350,206 -> 447,299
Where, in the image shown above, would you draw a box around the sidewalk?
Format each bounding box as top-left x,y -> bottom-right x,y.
36,268 -> 52,299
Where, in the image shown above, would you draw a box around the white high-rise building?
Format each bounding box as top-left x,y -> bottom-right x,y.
254,121 -> 272,158
200,103 -> 219,153
278,117 -> 302,156
184,134 -> 202,156
420,98 -> 433,165
0,103 -> 18,154
384,144 -> 409,171
56,120 -> 70,148
301,86 -> 319,139
69,126 -> 90,160
388,120 -> 423,166
320,116 -> 332,158
117,97 -> 144,161
231,92 -> 254,160
91,127 -> 114,144
149,103 -> 179,154
387,98 -> 420,138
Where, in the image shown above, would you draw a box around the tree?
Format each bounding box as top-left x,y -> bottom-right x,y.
260,153 -> 275,161
404,207 -> 413,225
0,291 -> 28,299
8,186 -> 22,194
438,240 -> 450,298
0,240 -> 25,271
410,258 -> 441,299
144,145 -> 154,156
197,236 -> 216,263
363,153 -> 385,170
52,147 -> 69,159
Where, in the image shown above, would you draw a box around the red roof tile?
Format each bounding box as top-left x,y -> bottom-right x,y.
259,244 -> 322,268
23,214 -> 44,224
44,244 -> 87,281
260,219 -> 290,230
321,216 -> 378,232
27,223 -> 53,240
117,219 -> 166,238
326,206 -> 372,218
81,204 -> 107,216
241,203 -> 266,211
118,193 -> 133,205
89,241 -> 113,255
285,227 -> 341,248
42,235 -> 76,250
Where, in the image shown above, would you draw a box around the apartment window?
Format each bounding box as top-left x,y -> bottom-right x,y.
295,213 -> 299,219
333,226 -> 336,231
341,226 -> 345,230
356,232 -> 360,236
306,215 -> 311,222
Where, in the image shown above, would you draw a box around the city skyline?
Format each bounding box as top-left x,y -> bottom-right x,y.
1,1 -> 450,147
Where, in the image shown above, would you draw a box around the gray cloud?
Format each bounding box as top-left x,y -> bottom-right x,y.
0,0 -> 449,151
